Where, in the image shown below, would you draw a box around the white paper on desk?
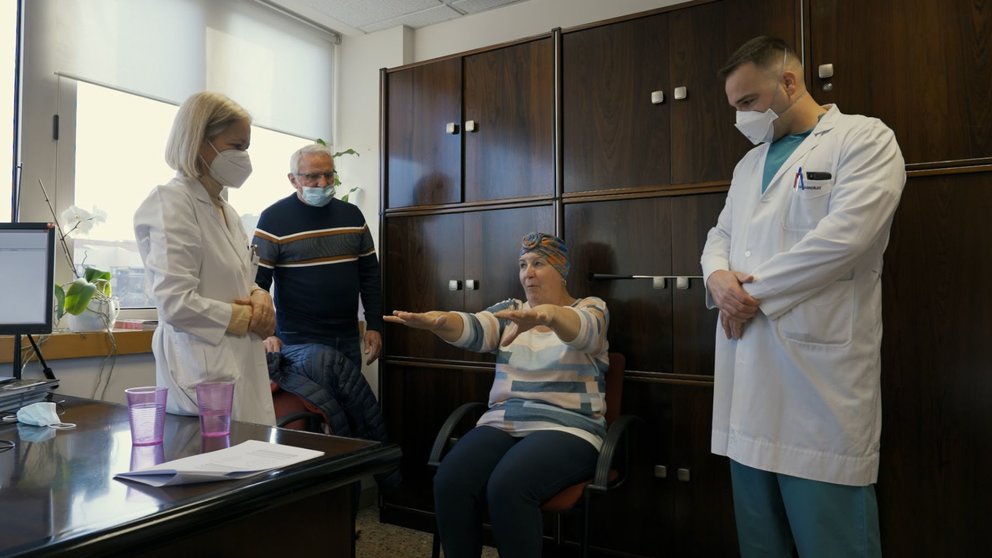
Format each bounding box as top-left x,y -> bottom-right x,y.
114,440 -> 324,487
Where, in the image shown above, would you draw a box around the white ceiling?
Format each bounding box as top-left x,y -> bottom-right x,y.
261,0 -> 532,36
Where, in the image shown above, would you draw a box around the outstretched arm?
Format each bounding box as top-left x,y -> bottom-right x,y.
493,304 -> 581,346
385,310 -> 465,344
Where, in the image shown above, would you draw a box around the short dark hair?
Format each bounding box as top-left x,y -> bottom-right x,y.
718,36 -> 792,80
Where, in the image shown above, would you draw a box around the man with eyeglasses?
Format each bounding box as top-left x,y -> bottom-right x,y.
252,143 -> 383,370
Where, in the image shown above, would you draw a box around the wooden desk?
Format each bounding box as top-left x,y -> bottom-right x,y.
0,397 -> 401,557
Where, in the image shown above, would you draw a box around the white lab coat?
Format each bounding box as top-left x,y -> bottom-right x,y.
133,174 -> 275,426
700,105 -> 905,486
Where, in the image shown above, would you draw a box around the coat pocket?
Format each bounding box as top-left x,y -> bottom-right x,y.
783,178 -> 833,231
778,277 -> 853,346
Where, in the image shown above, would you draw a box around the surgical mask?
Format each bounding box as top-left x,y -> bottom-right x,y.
300,185 -> 335,207
16,402 -> 76,429
206,141 -> 252,188
734,49 -> 789,145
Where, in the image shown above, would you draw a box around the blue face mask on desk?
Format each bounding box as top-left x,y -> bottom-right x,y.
16,402 -> 76,429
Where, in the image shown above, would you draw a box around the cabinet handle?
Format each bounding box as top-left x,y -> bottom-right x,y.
465,279 -> 479,291
589,273 -> 703,290
650,90 -> 665,105
654,465 -> 668,479
445,122 -> 459,134
818,63 -> 834,79
677,468 -> 690,482
448,280 -> 462,291
465,120 -> 478,133
673,86 -> 687,100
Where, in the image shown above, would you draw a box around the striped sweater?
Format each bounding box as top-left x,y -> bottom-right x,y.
451,297 -> 610,449
252,194 -> 383,344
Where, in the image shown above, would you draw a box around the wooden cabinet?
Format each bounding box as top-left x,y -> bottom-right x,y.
876,170 -> 991,557
383,205 -> 555,363
563,194 -> 723,374
385,58 -> 462,208
586,379 -> 737,557
385,38 -> 554,209
561,0 -> 796,193
808,0 -> 992,166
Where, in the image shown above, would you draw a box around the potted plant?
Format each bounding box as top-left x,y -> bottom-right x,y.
37,181 -> 120,332
316,139 -> 362,203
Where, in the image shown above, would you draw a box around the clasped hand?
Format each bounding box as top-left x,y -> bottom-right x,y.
707,270 -> 760,340
235,289 -> 275,338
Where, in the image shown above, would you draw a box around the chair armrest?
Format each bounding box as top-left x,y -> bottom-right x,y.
427,402 -> 488,469
587,414 -> 642,493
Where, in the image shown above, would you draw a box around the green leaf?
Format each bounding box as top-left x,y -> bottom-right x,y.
332,148 -> 359,159
63,278 -> 97,315
55,284 -> 66,320
83,267 -> 113,297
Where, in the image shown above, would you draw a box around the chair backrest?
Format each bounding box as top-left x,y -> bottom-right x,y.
603,352 -> 625,426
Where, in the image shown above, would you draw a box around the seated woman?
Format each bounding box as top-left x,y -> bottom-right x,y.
386,232 -> 609,558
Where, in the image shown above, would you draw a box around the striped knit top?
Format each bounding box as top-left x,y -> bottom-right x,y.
450,297 -> 610,450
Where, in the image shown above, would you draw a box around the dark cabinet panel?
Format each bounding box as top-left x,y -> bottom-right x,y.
384,205 -> 554,363
587,379 -> 736,556
380,362 -> 494,516
386,58 -> 462,208
464,38 -> 555,201
384,213 -> 465,361
565,194 -> 722,375
877,172 -> 992,556
667,0 -> 797,184
462,205 -> 556,314
809,0 -> 992,165
562,14 -> 671,193
565,198 -> 675,372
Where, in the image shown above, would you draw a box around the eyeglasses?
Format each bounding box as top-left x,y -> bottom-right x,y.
294,171 -> 337,183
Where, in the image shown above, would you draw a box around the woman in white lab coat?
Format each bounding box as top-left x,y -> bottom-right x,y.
133,92 -> 276,426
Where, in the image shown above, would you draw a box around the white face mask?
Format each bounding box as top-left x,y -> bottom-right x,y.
16,401 -> 76,429
734,49 -> 789,145
300,185 -> 335,207
207,140 -> 253,188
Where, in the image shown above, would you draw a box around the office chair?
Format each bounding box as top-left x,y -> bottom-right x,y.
427,353 -> 638,557
270,381 -> 328,433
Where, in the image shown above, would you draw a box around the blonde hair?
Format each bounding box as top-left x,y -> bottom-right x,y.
164,92 -> 251,177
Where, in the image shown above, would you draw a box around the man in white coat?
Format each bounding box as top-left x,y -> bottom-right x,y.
701,36 -> 905,558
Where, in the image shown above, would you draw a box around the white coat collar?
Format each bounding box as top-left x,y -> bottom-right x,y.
180,174 -> 247,266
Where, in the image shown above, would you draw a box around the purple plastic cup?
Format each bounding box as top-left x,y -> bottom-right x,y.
195,380 -> 235,437
124,386 -> 168,446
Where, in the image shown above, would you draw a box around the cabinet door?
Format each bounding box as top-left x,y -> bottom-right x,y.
562,14 -> 671,193
810,0 -> 992,165
565,198 -> 675,373
668,0 -> 797,184
383,213 -> 465,360
671,194 -> 725,376
380,362 -> 494,522
386,58 -> 462,208
461,205 -> 555,363
877,172 -> 991,556
463,38 -> 554,202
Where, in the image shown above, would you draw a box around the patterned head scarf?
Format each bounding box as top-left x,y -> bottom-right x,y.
520,232 -> 570,278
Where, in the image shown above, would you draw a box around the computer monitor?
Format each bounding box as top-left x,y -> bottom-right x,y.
0,223 -> 56,335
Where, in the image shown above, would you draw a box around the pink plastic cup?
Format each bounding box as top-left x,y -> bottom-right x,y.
195,380 -> 235,437
125,386 -> 168,446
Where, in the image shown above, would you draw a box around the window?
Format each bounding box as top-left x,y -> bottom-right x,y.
71,81 -> 311,309
1,0 -> 17,223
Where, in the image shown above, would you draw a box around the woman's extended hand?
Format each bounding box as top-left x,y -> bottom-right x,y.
493,305 -> 556,346
384,310 -> 448,331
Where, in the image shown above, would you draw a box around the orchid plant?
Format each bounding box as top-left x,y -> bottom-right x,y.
37,180 -> 114,319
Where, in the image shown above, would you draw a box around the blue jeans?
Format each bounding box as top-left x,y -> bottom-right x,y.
434,426 -> 598,558
730,460 -> 882,558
